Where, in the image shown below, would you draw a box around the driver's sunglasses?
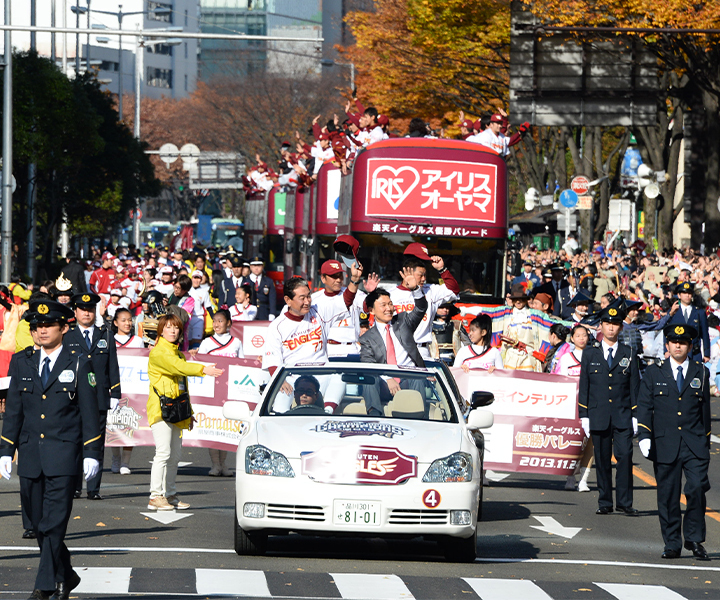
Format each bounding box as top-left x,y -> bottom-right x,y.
296,388 -> 318,396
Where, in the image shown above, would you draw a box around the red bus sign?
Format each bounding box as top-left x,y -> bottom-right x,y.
570,176 -> 590,195
365,158 -> 498,224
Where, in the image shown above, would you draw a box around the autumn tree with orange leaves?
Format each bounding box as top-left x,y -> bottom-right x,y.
522,0 -> 720,250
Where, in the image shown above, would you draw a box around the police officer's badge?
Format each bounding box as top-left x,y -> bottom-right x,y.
88,373 -> 97,387
675,326 -> 685,335
620,358 -> 630,367
82,294 -> 91,303
38,304 -> 49,315
690,378 -> 701,389
97,339 -> 107,349
608,308 -> 617,316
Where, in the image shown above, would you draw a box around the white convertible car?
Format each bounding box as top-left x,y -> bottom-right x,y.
223,361 -> 494,562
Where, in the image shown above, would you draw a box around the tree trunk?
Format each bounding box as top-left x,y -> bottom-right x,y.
702,90 -> 720,252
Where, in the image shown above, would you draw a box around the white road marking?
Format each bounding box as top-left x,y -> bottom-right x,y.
530,515 -> 582,539
711,434 -> 720,444
195,568 -> 271,597
462,578 -> 553,600
595,582 -> 688,600
331,573 -> 414,599
74,567 -> 132,595
140,511 -> 193,525
484,470 -> 509,482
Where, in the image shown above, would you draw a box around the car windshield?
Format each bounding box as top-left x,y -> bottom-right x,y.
261,366 -> 459,423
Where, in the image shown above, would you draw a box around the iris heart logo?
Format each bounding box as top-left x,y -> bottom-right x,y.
371,166 -> 421,210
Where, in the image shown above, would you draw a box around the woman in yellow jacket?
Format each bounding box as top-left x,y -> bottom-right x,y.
147,313 -> 223,511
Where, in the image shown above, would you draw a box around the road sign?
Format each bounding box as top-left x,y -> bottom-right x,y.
129,209 -> 143,220
571,176 -> 590,195
578,195 -> 593,210
159,143 -> 180,168
557,211 -> 577,230
559,189 -> 579,208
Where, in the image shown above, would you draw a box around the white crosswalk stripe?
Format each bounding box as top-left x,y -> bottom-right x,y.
27,568 -> 695,599
595,582 -> 689,600
73,567 -> 132,595
330,573 -> 414,599
462,577 -> 553,600
196,568 -> 272,597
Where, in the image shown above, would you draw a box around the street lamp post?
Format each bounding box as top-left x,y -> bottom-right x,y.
320,59 -> 355,90
71,2 -> 87,76
132,33 -> 181,247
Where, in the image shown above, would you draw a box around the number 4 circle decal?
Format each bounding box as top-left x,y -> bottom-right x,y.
422,489 -> 441,508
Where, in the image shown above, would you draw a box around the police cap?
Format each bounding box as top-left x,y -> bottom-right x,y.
598,305 -> 625,323
663,323 -> 697,343
71,292 -> 101,309
25,299 -> 74,325
675,281 -> 693,295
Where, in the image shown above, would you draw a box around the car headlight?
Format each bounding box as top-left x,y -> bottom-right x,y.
422,452 -> 473,482
245,445 -> 295,477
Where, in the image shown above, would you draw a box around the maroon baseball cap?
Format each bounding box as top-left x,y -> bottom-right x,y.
101,251 -> 114,261
404,242 -> 430,261
320,260 -> 344,276
318,132 -> 330,141
490,114 -> 504,123
461,119 -> 474,129
377,114 -> 389,126
333,234 -> 360,268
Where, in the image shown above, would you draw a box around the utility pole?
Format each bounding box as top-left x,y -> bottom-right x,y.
2,0 -> 13,283
27,0 -> 38,281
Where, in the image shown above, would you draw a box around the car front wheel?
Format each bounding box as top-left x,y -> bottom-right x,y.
234,503 -> 268,556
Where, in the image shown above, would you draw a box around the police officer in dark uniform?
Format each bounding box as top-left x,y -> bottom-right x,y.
0,299 -> 102,600
217,255 -> 249,307
578,305 -> 641,515
248,257 -> 277,321
65,293 -> 121,500
667,281 -> 711,364
637,324 -> 712,560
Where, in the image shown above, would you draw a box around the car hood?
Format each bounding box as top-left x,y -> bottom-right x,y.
253,417 -> 464,463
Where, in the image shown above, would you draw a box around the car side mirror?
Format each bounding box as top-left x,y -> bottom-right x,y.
467,408 -> 494,429
223,401 -> 252,421
471,391 -> 495,409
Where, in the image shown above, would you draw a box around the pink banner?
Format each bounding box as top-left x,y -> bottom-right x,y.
451,368 -> 587,476
107,349 -> 267,451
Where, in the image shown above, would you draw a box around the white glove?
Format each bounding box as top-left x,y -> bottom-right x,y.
268,314 -> 276,322
83,458 -> 100,481
324,405 -> 334,414
0,456 -> 12,480
580,417 -> 591,438
639,438 -> 651,458
110,398 -> 120,411
632,417 -> 638,436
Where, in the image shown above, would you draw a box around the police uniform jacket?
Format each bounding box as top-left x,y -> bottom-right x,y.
0,347 -> 102,477
218,275 -> 250,308
250,274 -> 277,319
637,358 -> 712,464
578,341 -> 640,430
64,324 -> 121,411
668,306 -> 711,359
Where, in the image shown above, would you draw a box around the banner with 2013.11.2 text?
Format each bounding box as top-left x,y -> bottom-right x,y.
451,368 -> 587,476
107,349 -> 268,452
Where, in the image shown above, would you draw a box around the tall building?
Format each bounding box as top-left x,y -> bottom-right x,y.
198,0 -> 322,81
86,0 -> 199,101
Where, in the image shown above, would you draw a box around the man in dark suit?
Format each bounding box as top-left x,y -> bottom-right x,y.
578,305 -> 641,515
533,263 -> 569,317
59,250 -> 88,295
360,267 -> 427,414
667,281 -> 710,363
217,255 -> 249,308
248,257 -> 277,321
0,299 -> 102,600
637,324 -> 712,560
65,293 -> 121,500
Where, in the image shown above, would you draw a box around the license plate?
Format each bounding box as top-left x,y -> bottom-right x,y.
333,500 -> 381,527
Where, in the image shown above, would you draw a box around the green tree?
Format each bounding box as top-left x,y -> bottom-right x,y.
2,51 -> 159,279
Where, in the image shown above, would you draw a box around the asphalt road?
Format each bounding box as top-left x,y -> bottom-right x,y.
1,411 -> 719,600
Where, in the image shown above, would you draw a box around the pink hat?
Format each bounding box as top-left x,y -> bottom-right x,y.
101,251 -> 114,261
